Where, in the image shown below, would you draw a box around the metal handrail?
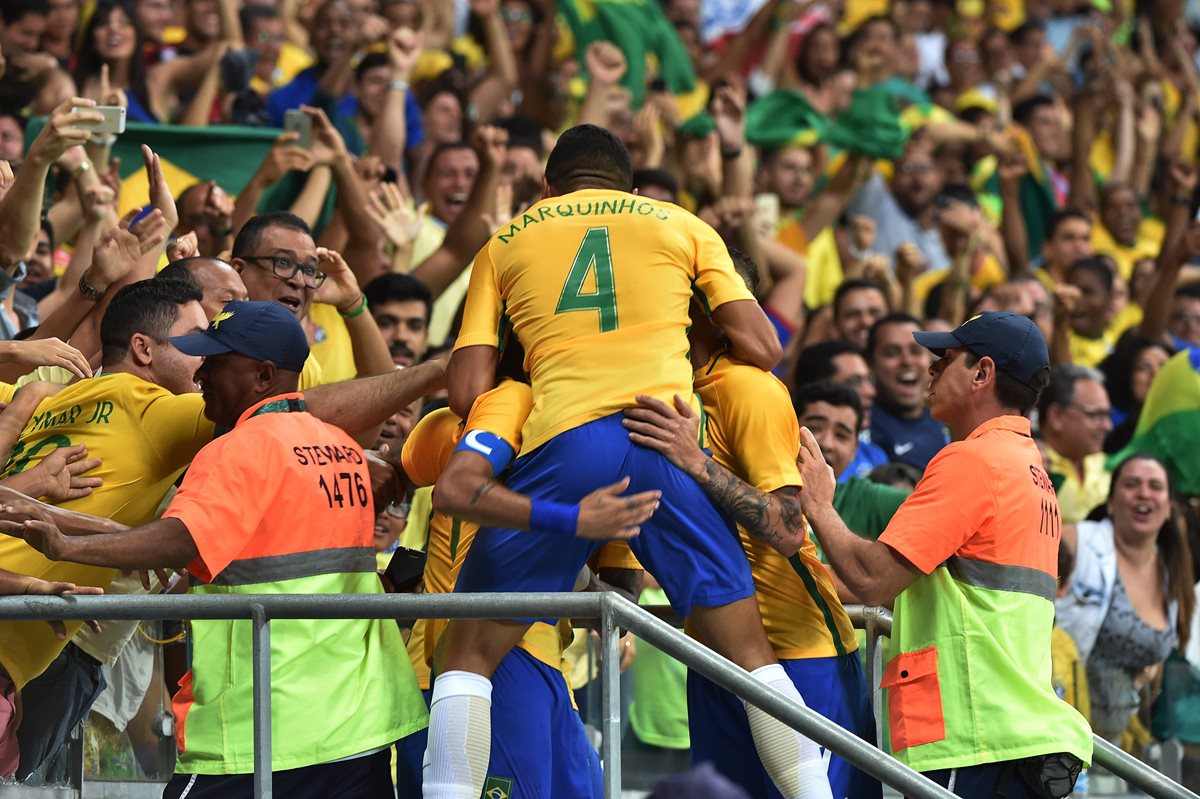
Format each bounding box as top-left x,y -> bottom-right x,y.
0,592 -> 955,799
0,593 -> 1195,799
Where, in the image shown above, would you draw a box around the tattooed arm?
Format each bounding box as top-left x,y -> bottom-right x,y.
622,394 -> 808,557
693,459 -> 807,556
430,444 -> 660,541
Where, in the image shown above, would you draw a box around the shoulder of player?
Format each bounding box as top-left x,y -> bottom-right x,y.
698,355 -> 790,408
408,407 -> 463,449
469,379 -> 532,420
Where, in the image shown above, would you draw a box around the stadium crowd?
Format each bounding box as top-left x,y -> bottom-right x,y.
0,0 -> 1195,796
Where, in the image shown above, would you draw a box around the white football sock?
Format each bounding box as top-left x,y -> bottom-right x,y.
422,670 -> 493,799
744,663 -> 834,799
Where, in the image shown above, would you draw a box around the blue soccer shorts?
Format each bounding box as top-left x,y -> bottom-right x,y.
454,413 -> 755,618
687,652 -> 882,799
480,646 -> 602,799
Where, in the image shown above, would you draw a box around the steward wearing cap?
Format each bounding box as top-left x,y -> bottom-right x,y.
6,301 -> 429,799
797,312 -> 1093,799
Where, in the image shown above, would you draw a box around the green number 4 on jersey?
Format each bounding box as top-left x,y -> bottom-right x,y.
555,227 -> 618,332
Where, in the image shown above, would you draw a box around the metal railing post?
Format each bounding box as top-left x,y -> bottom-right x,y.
599,592 -> 622,799
863,606 -> 890,748
251,603 -> 272,799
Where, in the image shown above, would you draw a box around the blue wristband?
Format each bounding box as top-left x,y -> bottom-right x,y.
529,499 -> 580,537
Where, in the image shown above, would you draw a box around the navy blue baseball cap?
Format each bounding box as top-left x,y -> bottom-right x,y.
169,300 -> 309,372
913,311 -> 1049,388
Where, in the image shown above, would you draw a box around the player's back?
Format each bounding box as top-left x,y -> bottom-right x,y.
459,188 -> 753,453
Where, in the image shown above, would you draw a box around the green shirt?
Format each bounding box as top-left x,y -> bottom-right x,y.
628,587 -> 689,749
812,477 -> 910,563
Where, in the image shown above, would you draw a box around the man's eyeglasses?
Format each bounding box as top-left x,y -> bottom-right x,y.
1067,403 -> 1112,423
242,255 -> 327,289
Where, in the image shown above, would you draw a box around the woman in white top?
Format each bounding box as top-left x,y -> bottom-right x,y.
1056,453 -> 1196,741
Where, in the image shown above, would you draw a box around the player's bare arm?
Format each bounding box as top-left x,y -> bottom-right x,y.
447,344 -> 500,419
710,299 -> 784,371
432,449 -> 660,540
623,394 -> 806,557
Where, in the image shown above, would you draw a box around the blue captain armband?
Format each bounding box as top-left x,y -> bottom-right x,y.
454,429 -> 516,476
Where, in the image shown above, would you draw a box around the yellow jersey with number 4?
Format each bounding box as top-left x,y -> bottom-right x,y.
454,188 -> 755,454
0,372 -> 214,688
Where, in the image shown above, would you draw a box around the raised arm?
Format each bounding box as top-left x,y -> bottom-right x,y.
997,150 -> 1032,275
311,247 -> 394,378
467,0 -> 519,124
232,133 -> 315,234
411,126 -> 507,297
1139,161 -> 1197,343
0,100 -> 101,272
371,28 -> 420,175
803,152 -> 871,243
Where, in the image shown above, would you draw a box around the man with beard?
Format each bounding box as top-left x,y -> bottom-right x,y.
867,313 -> 948,470
364,273 -> 431,367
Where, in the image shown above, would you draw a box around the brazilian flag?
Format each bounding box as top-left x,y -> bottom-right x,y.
1110,348 -> 1200,495
109,123 -> 280,214
25,119 -> 311,218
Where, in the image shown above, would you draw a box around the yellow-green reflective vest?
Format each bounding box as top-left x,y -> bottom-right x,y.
883,558 -> 1093,773
175,569 -> 428,774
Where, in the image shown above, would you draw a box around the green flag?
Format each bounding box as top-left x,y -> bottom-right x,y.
558,0 -> 696,108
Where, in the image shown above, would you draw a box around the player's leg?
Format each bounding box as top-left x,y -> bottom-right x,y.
424,619 -> 532,799
688,601 -> 832,799
624,440 -> 832,799
424,423 -> 614,799
778,655 -> 881,799
687,666 -> 777,799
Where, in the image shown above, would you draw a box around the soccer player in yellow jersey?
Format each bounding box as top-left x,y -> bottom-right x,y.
435,126 -> 832,799
623,252 -> 881,799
